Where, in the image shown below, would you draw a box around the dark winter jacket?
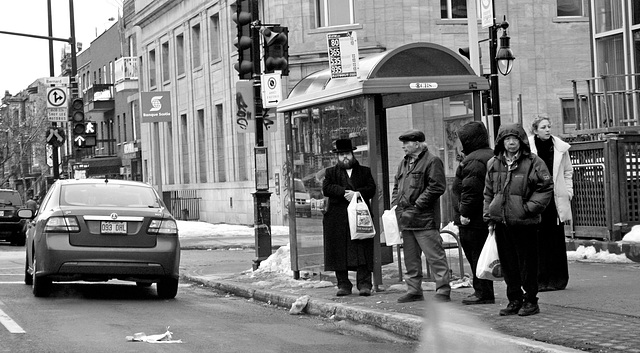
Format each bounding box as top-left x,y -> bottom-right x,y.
322,160 -> 376,272
483,123 -> 553,226
392,147 -> 446,231
452,122 -> 494,229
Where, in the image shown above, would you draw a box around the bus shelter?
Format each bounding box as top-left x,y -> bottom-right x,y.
277,42 -> 490,285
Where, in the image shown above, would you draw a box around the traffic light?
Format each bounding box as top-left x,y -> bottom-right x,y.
70,98 -> 85,137
233,0 -> 257,80
262,26 -> 289,76
83,121 -> 97,147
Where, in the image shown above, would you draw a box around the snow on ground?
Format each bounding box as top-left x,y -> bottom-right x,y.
177,221 -> 637,280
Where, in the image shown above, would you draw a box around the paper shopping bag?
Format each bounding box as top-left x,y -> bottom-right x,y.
476,230 -> 503,281
347,192 -> 375,240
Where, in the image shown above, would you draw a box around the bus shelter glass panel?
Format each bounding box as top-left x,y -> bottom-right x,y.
290,97 -> 368,272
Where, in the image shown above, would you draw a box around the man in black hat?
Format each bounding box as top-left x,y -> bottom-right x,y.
392,129 -> 451,303
322,138 -> 377,296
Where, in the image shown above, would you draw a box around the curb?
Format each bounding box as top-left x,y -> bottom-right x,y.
182,275 -> 423,340
182,275 -> 583,352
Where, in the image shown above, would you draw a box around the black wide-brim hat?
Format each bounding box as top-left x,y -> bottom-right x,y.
331,138 -> 357,153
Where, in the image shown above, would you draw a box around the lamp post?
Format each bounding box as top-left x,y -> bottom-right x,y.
489,16 -> 516,138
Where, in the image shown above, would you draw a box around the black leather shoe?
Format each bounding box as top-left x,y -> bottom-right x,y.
359,288 -> 371,296
499,300 -> 523,316
336,288 -> 352,296
397,293 -> 424,303
518,302 -> 540,316
433,293 -> 451,302
462,296 -> 495,305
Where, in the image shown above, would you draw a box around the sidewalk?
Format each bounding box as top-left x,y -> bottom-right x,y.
179,232 -> 640,353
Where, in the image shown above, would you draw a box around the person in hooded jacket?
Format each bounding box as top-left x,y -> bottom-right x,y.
528,117 -> 573,292
484,123 -> 553,317
452,121 -> 495,305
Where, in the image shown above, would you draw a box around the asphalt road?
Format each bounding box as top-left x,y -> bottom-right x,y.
0,246 -> 418,353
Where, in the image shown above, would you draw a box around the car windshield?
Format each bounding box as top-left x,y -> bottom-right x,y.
294,179 -> 306,193
60,184 -> 161,207
0,191 -> 22,206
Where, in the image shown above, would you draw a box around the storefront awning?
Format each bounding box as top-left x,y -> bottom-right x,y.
278,42 -> 489,112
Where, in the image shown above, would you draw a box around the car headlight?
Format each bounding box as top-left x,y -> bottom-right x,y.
45,216 -> 80,233
148,219 -> 178,235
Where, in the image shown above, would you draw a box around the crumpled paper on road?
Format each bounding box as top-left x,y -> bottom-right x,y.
126,326 -> 182,343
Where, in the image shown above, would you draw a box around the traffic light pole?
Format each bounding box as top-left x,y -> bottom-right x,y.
249,6 -> 272,271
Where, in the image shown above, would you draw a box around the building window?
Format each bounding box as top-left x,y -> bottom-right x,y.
594,0 -> 623,33
209,14 -> 220,61
148,49 -> 156,88
634,0 -> 640,25
441,0 -> 468,19
197,109 -> 207,183
192,23 -> 201,68
215,104 -> 226,182
596,34 -> 625,90
557,0 -> 584,17
561,97 -> 588,125
161,41 -> 170,82
176,34 -> 185,76
316,0 -> 354,27
167,122 -> 175,184
181,114 -> 190,184
123,112 -> 127,141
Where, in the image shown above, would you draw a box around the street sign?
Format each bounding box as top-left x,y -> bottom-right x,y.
235,80 -> 255,133
481,0 -> 494,28
46,127 -> 65,147
326,31 -> 360,79
261,73 -> 282,108
47,107 -> 68,122
44,77 -> 69,87
47,87 -> 67,108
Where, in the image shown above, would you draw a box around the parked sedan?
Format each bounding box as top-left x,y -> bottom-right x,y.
0,189 -> 27,246
23,179 -> 180,298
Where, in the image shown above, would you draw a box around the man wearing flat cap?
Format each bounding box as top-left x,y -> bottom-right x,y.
392,129 -> 451,303
322,138 -> 377,297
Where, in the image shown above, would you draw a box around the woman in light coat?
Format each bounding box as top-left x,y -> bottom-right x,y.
528,116 -> 573,291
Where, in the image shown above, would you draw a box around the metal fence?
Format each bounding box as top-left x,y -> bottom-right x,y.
164,190 -> 201,221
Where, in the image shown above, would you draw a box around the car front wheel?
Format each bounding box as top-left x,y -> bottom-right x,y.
156,277 -> 178,299
32,257 -> 51,297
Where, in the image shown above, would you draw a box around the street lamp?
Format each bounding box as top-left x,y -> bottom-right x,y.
489,16 -> 516,138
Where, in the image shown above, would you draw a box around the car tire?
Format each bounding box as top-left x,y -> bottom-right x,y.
24,251 -> 32,285
156,277 -> 178,299
32,258 -> 51,297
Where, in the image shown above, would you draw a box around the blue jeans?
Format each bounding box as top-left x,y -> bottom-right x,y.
402,229 -> 451,296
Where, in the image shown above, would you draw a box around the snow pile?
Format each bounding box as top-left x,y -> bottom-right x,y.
622,225 -> 640,243
177,221 -> 288,238
567,245 -> 633,263
242,244 -> 334,290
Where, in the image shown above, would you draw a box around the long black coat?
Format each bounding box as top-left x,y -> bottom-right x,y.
322,161 -> 376,272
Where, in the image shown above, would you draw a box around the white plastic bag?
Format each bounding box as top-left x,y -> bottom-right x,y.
476,230 -> 503,281
382,205 -> 401,245
347,192 -> 375,240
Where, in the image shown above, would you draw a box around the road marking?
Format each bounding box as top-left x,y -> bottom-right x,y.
0,307 -> 26,333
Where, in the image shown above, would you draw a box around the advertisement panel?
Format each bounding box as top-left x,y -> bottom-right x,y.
141,91 -> 172,123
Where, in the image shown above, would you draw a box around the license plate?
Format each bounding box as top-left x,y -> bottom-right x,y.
101,221 -> 127,234
0,211 -> 3,216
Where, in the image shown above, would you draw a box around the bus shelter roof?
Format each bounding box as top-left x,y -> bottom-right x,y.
277,42 -> 489,113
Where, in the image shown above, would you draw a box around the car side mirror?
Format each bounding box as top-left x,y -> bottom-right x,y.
17,208 -> 34,219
